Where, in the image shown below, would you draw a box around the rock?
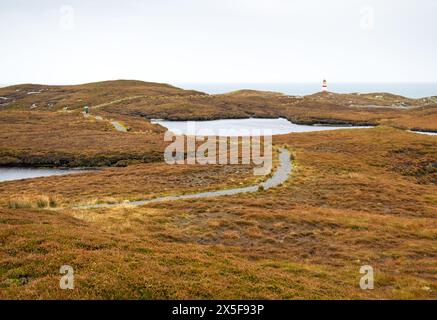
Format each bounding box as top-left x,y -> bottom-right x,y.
20,276 -> 29,285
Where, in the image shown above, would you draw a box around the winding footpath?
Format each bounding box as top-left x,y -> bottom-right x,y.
83,113 -> 128,132
110,120 -> 128,132
75,148 -> 292,210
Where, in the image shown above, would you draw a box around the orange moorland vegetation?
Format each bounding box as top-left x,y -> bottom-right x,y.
99,90 -> 437,131
1,80 -> 437,129
0,110 -> 166,167
0,81 -> 436,299
0,161 -> 259,207
1,81 -> 437,168
0,125 -> 435,299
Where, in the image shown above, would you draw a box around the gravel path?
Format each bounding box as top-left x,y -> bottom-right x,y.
75,148 -> 292,209
83,112 -> 127,132
110,121 -> 128,132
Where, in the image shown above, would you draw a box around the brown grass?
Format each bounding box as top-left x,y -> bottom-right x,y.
98,88 -> 437,130
0,126 -> 435,299
0,110 -> 166,167
0,80 -> 202,111
0,161 -> 258,207
7,195 -> 59,209
0,81 -> 436,299
1,80 -> 436,131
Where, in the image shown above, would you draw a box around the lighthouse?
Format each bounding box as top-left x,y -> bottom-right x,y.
322,79 -> 328,92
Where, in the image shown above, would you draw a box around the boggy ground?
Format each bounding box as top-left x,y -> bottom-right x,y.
2,80 -> 437,131
100,90 -> 437,131
0,110 -> 166,167
1,81 -> 437,168
0,127 -> 435,299
0,161 -> 259,207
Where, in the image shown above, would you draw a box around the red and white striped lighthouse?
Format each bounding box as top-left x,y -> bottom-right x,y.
322,79 -> 328,92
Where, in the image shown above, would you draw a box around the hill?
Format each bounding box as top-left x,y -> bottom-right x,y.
0,80 -> 204,111
0,80 -> 436,168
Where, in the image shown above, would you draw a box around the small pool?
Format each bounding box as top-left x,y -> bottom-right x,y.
409,130 -> 437,136
0,167 -> 86,182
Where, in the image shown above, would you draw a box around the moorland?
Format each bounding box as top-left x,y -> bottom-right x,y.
0,80 -> 436,299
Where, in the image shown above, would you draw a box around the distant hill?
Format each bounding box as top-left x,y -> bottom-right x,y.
222,89 -> 284,97
0,80 -> 205,111
1,79 -> 436,131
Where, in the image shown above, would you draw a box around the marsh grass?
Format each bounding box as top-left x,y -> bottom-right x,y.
0,112 -> 436,299
8,195 -> 60,209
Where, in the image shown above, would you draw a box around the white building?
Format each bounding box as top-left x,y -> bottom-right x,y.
322,79 -> 327,92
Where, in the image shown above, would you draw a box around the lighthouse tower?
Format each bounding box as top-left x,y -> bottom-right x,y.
322,79 -> 328,92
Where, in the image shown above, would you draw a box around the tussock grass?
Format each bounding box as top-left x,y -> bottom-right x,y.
0,161 -> 257,207
7,195 -> 60,209
0,113 -> 436,299
7,197 -> 32,209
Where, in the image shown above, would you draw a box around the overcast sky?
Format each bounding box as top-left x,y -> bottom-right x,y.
1,0 -> 437,85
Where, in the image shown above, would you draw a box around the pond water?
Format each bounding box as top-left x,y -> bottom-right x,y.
152,118 -> 372,136
0,168 -> 85,182
409,130 -> 437,136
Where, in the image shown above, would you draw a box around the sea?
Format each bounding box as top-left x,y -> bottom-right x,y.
174,83 -> 437,99
2,82 -> 436,99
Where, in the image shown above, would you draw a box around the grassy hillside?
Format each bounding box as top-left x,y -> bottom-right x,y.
0,81 -> 436,299
0,80 -> 203,111
0,110 -> 166,167
0,80 -> 436,167
1,80 -> 437,131
0,127 -> 435,299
